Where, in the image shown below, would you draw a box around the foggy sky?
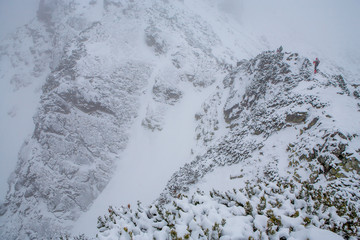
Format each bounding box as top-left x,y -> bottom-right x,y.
0,0 -> 40,39
0,0 -> 359,64
219,0 -> 360,75
0,0 -> 41,200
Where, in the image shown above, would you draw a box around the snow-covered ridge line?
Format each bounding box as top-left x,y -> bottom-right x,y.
161,50 -> 360,200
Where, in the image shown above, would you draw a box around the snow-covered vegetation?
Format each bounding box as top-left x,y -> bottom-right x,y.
93,180 -> 358,240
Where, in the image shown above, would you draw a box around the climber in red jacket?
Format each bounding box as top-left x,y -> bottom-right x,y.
313,58 -> 320,74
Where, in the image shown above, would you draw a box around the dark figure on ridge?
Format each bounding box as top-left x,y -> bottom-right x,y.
313,58 -> 320,74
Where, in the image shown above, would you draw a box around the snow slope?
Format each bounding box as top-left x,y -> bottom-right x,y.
73,81 -> 219,236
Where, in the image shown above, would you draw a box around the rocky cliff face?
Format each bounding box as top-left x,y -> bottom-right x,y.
0,0 -> 253,239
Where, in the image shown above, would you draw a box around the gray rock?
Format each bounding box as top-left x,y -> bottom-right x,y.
145,25 -> 168,55
285,112 -> 308,124
152,83 -> 183,105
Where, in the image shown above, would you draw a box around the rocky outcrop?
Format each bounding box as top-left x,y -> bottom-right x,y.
162,50 -> 360,211
285,112 -> 307,124
145,25 -> 169,55
152,81 -> 183,105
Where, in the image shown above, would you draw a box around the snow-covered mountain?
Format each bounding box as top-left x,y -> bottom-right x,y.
0,0 -> 359,239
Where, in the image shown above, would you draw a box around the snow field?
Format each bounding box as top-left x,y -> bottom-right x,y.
72,65 -> 220,236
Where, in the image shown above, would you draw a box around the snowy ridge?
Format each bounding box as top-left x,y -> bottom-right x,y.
162,51 -> 360,200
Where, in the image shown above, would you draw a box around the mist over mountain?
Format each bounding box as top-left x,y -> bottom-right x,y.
0,0 -> 359,239
0,0 -> 40,39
